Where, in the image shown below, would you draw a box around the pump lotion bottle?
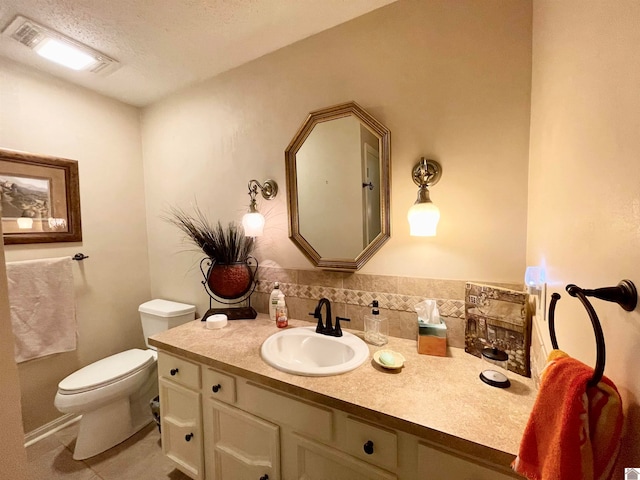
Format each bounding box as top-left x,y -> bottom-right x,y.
269,282 -> 280,321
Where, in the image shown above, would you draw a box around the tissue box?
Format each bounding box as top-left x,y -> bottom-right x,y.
417,321 -> 447,356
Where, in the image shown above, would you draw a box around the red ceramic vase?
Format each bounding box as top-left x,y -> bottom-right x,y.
206,262 -> 253,300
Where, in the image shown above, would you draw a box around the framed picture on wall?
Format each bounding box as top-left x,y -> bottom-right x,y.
0,148 -> 82,244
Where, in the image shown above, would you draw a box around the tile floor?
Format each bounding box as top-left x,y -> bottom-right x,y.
27,420 -> 191,480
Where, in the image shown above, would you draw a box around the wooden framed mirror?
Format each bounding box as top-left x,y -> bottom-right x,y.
285,102 -> 390,271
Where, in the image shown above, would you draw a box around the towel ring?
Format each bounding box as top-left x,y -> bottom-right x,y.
548,279 -> 637,388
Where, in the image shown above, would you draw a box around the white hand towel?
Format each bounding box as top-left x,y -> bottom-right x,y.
6,257 -> 76,363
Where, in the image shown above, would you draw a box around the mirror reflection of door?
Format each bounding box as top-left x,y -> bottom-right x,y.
362,139 -> 381,247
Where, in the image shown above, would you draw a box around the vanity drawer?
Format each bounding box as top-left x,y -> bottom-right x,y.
345,416 -> 397,471
202,366 -> 236,404
242,381 -> 333,442
158,352 -> 201,390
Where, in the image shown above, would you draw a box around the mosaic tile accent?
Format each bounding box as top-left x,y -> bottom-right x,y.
255,280 -> 466,319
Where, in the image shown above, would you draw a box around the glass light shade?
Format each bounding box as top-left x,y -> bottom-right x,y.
35,38 -> 98,71
242,211 -> 265,237
16,217 -> 33,229
408,201 -> 440,236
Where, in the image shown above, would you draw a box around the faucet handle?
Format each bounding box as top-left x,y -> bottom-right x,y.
310,311 -> 324,333
333,316 -> 350,337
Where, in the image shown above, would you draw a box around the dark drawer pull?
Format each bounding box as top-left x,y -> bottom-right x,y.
259,475 -> 269,480
212,384 -> 221,393
363,440 -> 374,455
185,433 -> 194,442
170,368 -> 179,376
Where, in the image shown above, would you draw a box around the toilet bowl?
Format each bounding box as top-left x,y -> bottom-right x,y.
54,299 -> 196,460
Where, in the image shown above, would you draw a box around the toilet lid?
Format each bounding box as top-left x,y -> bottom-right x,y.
58,349 -> 156,394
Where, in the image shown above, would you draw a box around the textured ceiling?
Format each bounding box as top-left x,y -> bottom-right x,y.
0,0 -> 396,106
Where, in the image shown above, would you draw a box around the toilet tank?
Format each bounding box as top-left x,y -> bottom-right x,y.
139,299 -> 196,349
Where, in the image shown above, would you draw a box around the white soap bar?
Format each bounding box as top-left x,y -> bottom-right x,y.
206,314 -> 227,329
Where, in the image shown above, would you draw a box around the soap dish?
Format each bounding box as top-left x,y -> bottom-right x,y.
373,350 -> 405,370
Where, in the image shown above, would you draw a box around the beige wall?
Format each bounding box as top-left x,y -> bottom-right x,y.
5,0 -> 638,466
528,0 -> 640,469
141,0 -> 532,316
0,227 -> 28,477
0,58 -> 151,432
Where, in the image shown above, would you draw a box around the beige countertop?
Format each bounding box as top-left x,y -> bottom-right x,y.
149,314 -> 537,470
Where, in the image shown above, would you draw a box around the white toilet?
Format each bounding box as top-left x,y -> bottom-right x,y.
54,299 -> 196,460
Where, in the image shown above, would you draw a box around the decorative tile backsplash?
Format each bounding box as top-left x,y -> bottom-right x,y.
255,279 -> 466,318
254,266 -> 523,348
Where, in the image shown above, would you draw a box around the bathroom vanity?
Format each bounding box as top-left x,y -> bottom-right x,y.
150,315 -> 535,480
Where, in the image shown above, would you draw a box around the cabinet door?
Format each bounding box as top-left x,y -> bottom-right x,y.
160,379 -> 203,480
417,442 -> 518,480
204,398 -> 280,480
289,433 -> 397,480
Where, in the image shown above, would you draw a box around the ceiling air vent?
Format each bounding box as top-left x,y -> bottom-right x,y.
2,15 -> 120,75
12,22 -> 43,47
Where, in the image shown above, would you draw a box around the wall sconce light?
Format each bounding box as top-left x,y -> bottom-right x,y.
242,179 -> 278,237
408,157 -> 442,236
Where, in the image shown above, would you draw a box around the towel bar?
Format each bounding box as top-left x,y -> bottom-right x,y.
72,253 -> 89,261
548,279 -> 636,388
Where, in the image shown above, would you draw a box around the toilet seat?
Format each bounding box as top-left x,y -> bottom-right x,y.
58,349 -> 156,394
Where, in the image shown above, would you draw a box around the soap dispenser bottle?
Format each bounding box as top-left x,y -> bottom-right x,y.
364,300 -> 388,346
276,292 -> 288,328
269,282 -> 280,321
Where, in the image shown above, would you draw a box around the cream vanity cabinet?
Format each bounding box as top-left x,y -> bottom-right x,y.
202,366 -> 280,480
158,351 -> 519,480
158,353 -> 204,480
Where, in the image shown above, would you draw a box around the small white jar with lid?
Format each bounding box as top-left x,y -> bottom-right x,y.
206,314 -> 228,330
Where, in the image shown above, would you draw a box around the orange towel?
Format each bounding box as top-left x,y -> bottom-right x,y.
512,350 -> 623,480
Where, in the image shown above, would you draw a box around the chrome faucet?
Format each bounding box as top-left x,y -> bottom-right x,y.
309,297 -> 350,337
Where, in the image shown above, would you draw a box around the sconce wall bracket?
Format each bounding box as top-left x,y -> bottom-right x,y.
412,158 -> 442,188
248,179 -> 278,200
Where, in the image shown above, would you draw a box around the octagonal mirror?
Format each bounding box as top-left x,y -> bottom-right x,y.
285,102 -> 390,271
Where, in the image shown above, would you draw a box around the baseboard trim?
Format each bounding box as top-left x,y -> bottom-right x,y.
24,413 -> 81,447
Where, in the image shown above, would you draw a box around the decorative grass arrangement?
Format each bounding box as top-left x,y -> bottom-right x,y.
165,206 -> 254,264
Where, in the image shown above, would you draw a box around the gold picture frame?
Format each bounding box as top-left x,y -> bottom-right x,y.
0,148 -> 82,244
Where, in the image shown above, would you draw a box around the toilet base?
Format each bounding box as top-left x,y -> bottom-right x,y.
70,365 -> 158,460
73,398 -> 140,460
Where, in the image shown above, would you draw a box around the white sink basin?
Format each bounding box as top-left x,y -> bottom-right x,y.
261,326 -> 369,376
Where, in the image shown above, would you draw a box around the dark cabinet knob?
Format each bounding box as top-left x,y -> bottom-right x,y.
170,368 -> 179,376
259,475 -> 269,480
185,433 -> 193,442
211,384 -> 221,393
363,440 -> 374,455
